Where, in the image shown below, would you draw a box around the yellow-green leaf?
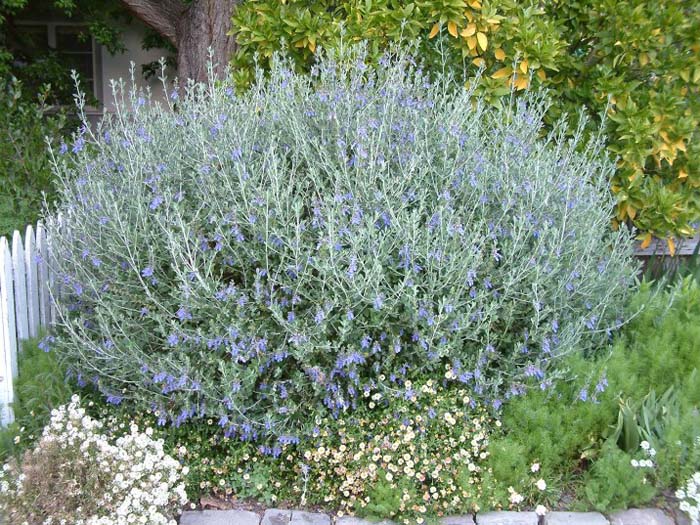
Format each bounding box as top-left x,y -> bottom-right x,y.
491,67 -> 512,79
447,21 -> 458,37
428,23 -> 439,39
476,31 -> 488,51
461,23 -> 477,37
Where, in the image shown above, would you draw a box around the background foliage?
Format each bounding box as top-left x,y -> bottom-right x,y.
231,0 -> 700,242
0,79 -> 65,237
0,0 -> 130,105
0,0 -> 176,237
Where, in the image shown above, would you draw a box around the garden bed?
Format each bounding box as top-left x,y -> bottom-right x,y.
0,45 -> 699,525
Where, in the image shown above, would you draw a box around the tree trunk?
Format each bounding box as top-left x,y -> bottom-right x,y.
120,0 -> 239,83
175,0 -> 239,83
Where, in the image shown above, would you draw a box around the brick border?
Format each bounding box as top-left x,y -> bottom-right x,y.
178,507 -> 678,525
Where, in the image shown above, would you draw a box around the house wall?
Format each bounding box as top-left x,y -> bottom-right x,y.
98,21 -> 173,113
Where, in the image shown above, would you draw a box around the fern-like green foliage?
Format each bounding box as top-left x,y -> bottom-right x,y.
482,278 -> 700,510
0,336 -> 73,461
581,442 -> 656,512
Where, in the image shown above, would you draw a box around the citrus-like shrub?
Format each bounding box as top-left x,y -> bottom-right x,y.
231,0 -> 700,240
46,45 -> 637,442
0,396 -> 188,525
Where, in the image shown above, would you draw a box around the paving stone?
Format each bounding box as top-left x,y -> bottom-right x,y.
335,517 -> 394,525
545,512 -> 608,525
441,515 -> 476,525
290,511 -> 331,525
262,509 -> 293,525
608,509 -> 674,525
475,511 -> 538,525
675,511 -> 692,525
180,509 -> 261,525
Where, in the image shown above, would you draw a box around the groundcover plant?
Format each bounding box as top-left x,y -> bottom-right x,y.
45,43 -> 638,444
0,395 -> 187,525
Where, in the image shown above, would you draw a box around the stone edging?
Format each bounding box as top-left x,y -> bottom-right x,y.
179,507 -> 679,525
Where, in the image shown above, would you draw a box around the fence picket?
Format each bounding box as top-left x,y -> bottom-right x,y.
48,217 -> 58,327
36,222 -> 51,329
24,225 -> 40,338
0,237 -> 17,425
12,231 -> 29,342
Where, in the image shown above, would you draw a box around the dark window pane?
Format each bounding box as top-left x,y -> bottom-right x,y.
10,25 -> 49,59
56,25 -> 92,52
62,53 -> 94,80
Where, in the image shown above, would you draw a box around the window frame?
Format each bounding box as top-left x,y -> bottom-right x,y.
13,20 -> 104,115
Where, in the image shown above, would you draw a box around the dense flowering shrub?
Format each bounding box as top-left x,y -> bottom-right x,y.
46,45 -> 637,442
0,395 -> 187,525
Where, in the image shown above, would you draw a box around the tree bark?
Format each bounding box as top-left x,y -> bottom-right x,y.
120,0 -> 240,82
175,0 -> 240,83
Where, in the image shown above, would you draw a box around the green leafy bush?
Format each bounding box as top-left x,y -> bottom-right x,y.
580,442 -> 656,512
231,0 -> 700,240
0,78 -> 66,237
46,45 -> 637,443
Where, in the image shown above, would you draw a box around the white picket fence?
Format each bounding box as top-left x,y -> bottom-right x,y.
0,222 -> 55,426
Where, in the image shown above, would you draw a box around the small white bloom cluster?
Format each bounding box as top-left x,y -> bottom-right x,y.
676,472 -> 700,525
507,486 -> 523,505
630,441 -> 656,469
505,463 -> 549,513
0,395 -> 188,525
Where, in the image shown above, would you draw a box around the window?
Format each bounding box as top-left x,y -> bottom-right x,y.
55,25 -> 96,95
10,21 -> 102,107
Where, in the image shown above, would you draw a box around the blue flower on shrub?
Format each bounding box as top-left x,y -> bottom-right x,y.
38,335 -> 56,352
176,307 -> 192,322
596,375 -> 608,393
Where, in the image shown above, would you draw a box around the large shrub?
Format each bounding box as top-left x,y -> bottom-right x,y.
46,45 -> 637,442
231,0 -> 700,241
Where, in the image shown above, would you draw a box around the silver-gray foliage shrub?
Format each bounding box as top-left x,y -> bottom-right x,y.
46,45 -> 638,442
